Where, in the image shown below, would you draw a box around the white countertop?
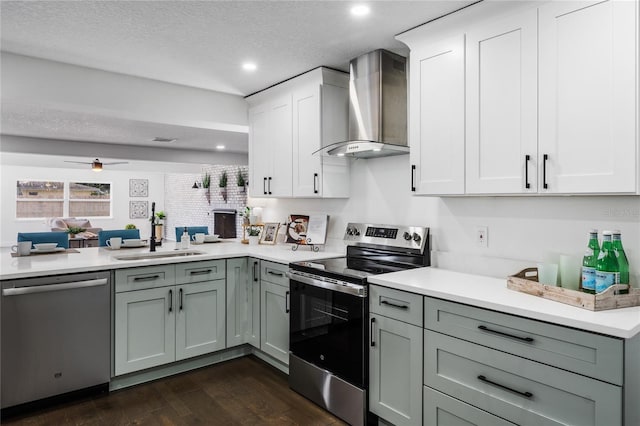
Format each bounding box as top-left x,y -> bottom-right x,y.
0,240 -> 344,280
368,268 -> 640,339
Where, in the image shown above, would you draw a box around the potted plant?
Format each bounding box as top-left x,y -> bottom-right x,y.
247,226 -> 261,245
237,170 -> 246,192
66,226 -> 86,238
219,170 -> 228,202
241,206 -> 251,225
202,172 -> 211,204
153,211 -> 166,238
124,224 -> 137,230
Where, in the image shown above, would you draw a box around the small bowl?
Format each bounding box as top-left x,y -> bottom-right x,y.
204,235 -> 220,242
34,243 -> 58,250
122,239 -> 142,246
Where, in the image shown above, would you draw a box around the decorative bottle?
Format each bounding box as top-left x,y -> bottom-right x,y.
612,230 -> 630,287
595,231 -> 619,293
181,227 -> 190,249
581,229 -> 599,294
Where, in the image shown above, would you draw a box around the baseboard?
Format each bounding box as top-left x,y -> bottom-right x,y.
251,348 -> 289,374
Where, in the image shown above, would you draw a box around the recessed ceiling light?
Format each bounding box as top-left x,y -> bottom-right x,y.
242,62 -> 257,72
216,145 -> 226,150
351,4 -> 370,17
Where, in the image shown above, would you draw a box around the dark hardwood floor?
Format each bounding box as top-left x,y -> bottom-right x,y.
3,356 -> 346,425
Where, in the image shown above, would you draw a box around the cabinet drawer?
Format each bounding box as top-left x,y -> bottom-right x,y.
424,297 -> 623,385
424,386 -> 516,426
115,265 -> 175,292
261,260 -> 288,287
175,260 -> 225,284
370,285 -> 423,326
424,330 -> 622,426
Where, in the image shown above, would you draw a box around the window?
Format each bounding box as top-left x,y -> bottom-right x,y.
16,181 -> 64,218
16,181 -> 112,219
70,182 -> 111,217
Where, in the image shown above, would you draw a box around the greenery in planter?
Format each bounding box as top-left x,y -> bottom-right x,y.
247,226 -> 261,237
237,170 -> 246,187
219,170 -> 228,188
66,226 -> 86,236
150,211 -> 166,223
202,173 -> 211,189
124,224 -> 137,229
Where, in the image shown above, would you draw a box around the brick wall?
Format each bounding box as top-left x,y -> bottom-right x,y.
164,165 -> 248,241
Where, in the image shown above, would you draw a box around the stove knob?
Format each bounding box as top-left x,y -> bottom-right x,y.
412,233 -> 422,243
353,228 -> 361,236
403,231 -> 412,241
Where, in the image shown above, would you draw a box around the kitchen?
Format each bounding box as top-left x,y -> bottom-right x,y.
1,1 -> 639,425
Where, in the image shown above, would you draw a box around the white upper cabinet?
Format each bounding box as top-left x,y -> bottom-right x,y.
538,0 -> 637,194
248,68 -> 349,198
398,0 -> 638,196
465,9 -> 538,194
405,34 -> 465,195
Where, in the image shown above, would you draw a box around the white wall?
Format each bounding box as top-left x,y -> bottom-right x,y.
0,165 -> 165,246
256,155 -> 640,283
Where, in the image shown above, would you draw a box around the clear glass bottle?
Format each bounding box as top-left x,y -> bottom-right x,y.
581,229 -> 599,294
612,230 -> 629,287
595,231 -> 619,293
181,227 -> 190,249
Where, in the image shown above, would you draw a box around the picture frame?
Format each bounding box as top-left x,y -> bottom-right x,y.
285,215 -> 309,244
260,222 -> 280,245
129,201 -> 148,219
129,179 -> 149,197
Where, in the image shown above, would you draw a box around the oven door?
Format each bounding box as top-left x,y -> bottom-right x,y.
289,272 -> 367,388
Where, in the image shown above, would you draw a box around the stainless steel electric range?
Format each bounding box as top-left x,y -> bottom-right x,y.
288,223 -> 430,425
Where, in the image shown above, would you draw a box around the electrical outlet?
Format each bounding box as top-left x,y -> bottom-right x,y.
476,226 -> 488,248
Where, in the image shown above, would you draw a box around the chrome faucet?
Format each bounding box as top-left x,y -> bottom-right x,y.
150,202 -> 157,252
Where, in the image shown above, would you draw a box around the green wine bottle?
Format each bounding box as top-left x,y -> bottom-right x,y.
581,229 -> 599,294
595,231 -> 619,293
612,230 -> 629,287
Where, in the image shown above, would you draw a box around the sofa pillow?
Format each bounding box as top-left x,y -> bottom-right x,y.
50,218 -> 69,229
65,219 -> 92,229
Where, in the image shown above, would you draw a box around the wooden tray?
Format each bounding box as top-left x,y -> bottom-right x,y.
507,267 -> 640,311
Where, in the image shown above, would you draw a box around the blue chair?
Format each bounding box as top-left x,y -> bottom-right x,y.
175,226 -> 209,242
98,229 -> 141,247
17,232 -> 69,249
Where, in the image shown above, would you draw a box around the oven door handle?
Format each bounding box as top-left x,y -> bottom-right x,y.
286,271 -> 366,298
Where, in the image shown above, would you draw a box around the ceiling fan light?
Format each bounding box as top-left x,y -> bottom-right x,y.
92,160 -> 103,172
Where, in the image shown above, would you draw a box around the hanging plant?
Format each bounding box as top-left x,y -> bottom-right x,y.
219,170 -> 228,188
237,170 -> 246,187
202,173 -> 211,189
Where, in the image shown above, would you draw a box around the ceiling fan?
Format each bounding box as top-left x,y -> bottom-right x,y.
64,158 -> 129,172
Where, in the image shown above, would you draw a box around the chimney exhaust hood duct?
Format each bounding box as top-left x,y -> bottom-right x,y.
315,49 -> 408,158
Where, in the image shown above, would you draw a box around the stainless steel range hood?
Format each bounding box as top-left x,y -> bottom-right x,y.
315,49 -> 408,158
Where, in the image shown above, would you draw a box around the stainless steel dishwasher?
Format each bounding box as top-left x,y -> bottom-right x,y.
1,271 -> 111,411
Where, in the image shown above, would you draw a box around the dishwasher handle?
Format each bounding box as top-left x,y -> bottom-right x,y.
2,278 -> 108,296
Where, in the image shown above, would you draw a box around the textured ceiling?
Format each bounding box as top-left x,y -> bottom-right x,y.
0,0 -> 475,96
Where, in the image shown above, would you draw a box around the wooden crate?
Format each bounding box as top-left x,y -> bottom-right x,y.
507,268 -> 640,311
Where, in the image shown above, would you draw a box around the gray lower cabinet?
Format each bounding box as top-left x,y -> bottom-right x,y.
423,386 -> 516,426
115,261 -> 226,376
226,257 -> 260,348
260,260 -> 290,365
369,313 -> 423,425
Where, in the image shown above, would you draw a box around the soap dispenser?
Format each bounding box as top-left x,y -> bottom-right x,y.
181,227 -> 190,249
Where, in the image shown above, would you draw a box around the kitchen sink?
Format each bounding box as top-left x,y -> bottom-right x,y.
113,250 -> 206,261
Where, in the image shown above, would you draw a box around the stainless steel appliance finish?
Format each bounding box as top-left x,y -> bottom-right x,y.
315,49 -> 408,158
289,355 -> 367,426
1,271 -> 111,410
289,223 -> 430,425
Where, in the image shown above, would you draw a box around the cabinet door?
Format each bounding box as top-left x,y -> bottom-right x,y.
248,103 -> 271,197
226,258 -> 249,348
260,280 -> 289,365
248,258 -> 261,348
292,84 -> 322,197
115,287 -> 175,375
369,313 -> 423,426
466,9 -> 538,194
269,95 -> 293,197
539,0 -> 637,194
409,34 -> 465,195
175,280 -> 226,361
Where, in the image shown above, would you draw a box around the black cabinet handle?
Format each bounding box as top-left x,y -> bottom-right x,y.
134,275 -> 160,282
370,317 -> 376,347
189,269 -> 212,276
268,177 -> 272,195
168,289 -> 173,313
313,173 -> 319,194
478,375 -> 533,399
253,261 -> 259,282
478,325 -> 534,343
411,165 -> 416,192
263,177 -> 267,195
381,299 -> 409,310
179,288 -> 183,311
285,291 -> 290,314
543,154 -> 549,189
525,154 -> 531,189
